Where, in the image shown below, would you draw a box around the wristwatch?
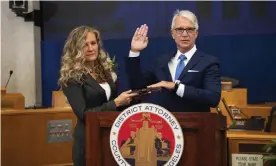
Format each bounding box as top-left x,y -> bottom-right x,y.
174,80 -> 181,93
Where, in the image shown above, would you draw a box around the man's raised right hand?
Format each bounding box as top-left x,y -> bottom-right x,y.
131,24 -> 149,52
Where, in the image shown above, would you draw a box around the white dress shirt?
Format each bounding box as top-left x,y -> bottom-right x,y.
168,45 -> 197,97
129,45 -> 197,98
99,83 -> 111,100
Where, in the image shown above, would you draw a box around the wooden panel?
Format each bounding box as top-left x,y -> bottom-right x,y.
1,108 -> 77,166
211,88 -> 248,127
227,131 -> 276,140
52,91 -> 71,108
1,93 -> 25,110
211,100 -> 234,127
227,131 -> 276,166
237,106 -> 272,120
221,88 -> 247,106
41,163 -> 74,166
211,105 -> 272,127
85,112 -> 227,166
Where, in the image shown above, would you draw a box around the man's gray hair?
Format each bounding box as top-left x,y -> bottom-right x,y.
171,9 -> 199,30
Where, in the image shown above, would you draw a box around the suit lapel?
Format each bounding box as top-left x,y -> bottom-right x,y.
83,74 -> 117,101
178,50 -> 202,80
83,74 -> 104,93
160,65 -> 173,81
159,52 -> 175,82
83,74 -> 107,102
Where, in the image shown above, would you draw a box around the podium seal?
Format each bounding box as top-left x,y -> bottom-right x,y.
110,103 -> 184,166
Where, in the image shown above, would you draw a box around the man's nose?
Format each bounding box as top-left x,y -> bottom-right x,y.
181,30 -> 189,36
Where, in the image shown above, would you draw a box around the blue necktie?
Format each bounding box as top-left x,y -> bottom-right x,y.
175,54 -> 186,80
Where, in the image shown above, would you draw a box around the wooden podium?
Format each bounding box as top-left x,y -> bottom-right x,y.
1,87 -> 25,110
85,112 -> 227,166
52,91 -> 70,108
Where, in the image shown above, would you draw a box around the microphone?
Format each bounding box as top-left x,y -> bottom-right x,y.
5,70 -> 13,88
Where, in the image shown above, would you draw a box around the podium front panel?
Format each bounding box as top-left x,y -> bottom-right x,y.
85,112 -> 226,166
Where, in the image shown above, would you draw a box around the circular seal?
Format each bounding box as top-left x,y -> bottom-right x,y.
110,103 -> 184,166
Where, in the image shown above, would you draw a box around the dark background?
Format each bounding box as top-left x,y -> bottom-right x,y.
41,1 -> 276,107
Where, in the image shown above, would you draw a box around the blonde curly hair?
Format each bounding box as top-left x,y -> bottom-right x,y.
58,26 -> 117,88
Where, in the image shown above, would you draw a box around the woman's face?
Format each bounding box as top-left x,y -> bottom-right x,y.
84,32 -> 99,62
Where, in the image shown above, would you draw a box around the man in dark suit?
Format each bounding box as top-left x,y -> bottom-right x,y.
126,9 -> 221,112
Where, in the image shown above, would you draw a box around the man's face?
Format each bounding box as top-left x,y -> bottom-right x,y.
171,16 -> 198,52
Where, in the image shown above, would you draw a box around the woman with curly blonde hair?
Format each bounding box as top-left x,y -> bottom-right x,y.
59,26 -> 137,166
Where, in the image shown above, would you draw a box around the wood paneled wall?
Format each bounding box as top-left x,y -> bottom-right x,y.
1,108 -> 77,166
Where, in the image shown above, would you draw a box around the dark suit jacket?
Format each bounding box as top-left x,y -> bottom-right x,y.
62,74 -> 117,166
126,50 -> 221,112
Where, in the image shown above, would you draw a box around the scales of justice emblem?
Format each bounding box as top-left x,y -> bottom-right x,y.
110,103 -> 184,166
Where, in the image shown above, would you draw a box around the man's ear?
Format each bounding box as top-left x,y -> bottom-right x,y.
195,30 -> 199,38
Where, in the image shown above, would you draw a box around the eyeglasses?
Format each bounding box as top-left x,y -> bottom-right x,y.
174,27 -> 196,35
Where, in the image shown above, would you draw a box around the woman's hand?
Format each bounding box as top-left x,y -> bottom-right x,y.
114,90 -> 138,107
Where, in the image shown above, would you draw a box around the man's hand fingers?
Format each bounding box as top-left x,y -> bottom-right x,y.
141,24 -> 148,37
147,84 -> 160,88
133,28 -> 139,39
147,81 -> 166,88
137,25 -> 144,35
144,37 -> 148,43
